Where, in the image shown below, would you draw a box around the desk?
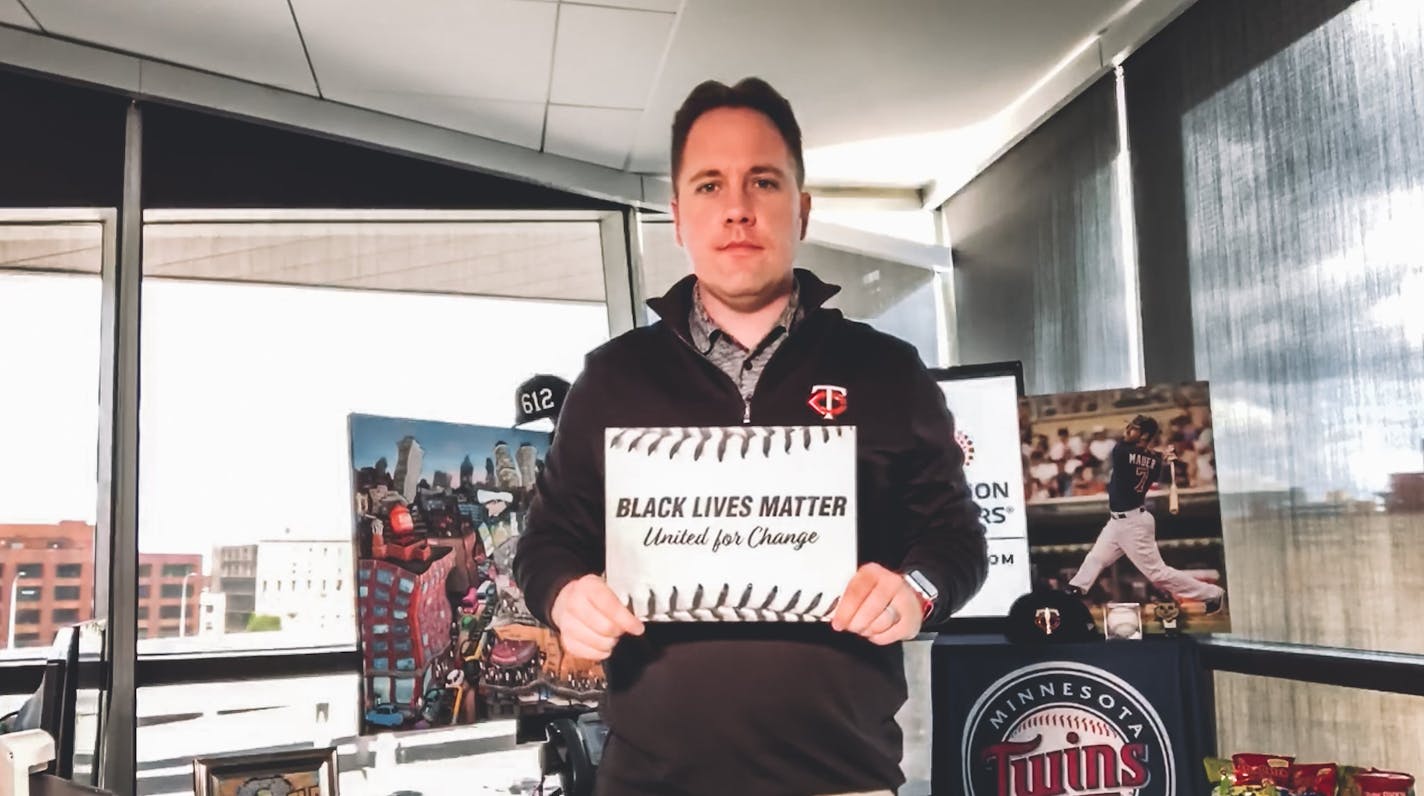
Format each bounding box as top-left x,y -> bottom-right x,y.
29,774 -> 113,796
932,634 -> 1214,795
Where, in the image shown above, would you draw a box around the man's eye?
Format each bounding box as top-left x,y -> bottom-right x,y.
696,182 -> 717,193
754,178 -> 779,190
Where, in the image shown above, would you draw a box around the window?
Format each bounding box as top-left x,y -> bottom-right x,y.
1216,672 -> 1424,778
52,608 -> 80,623
161,564 -> 193,577
161,584 -> 185,598
1126,0 -> 1424,656
392,676 -> 415,705
139,564 -> 151,577
53,586 -> 81,601
0,219 -> 104,652
138,584 -> 150,598
1112,0 -> 1424,777
14,633 -> 40,645
945,74 -> 1134,392
159,605 -> 182,619
57,563 -> 83,578
14,609 -> 41,624
16,588 -> 40,602
137,212 -> 612,656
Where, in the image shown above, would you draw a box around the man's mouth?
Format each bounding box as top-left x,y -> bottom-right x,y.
719,241 -> 763,251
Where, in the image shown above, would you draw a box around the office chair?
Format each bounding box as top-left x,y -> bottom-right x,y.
536,712 -> 607,796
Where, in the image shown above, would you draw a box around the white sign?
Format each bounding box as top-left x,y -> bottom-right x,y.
939,374 -> 1031,618
604,425 -> 858,622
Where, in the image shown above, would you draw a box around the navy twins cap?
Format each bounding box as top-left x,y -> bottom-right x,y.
515,374 -> 571,427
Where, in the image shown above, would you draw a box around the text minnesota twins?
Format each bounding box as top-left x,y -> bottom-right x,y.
986,680 -> 1149,740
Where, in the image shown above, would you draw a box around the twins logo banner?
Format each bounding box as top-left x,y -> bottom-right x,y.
604,425 -> 857,621
933,637 -> 1213,796
962,662 -> 1174,796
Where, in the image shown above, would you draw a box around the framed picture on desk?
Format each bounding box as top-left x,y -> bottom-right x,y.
191,747 -> 338,796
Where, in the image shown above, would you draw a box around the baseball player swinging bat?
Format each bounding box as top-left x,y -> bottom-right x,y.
1065,414 -> 1223,613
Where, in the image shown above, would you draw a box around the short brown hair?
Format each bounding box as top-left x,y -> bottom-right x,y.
670,77 -> 805,192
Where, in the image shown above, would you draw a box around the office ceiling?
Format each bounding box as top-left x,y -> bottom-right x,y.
1,0 -> 1160,189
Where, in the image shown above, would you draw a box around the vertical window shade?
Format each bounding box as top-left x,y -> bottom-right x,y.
944,74 -> 1133,394
1126,0 -> 1424,776
1126,0 -> 1424,656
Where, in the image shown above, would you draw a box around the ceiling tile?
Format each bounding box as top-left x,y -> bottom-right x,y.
543,104 -> 640,168
0,0 -> 38,28
567,0 -> 680,12
627,0 -> 1126,182
22,0 -> 317,94
338,90 -> 546,148
296,0 -> 557,104
550,4 -> 674,108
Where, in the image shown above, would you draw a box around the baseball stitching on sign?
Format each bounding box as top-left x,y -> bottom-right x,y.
608,425 -> 848,460
623,582 -> 840,623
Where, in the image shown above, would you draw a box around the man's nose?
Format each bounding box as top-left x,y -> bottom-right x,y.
722,186 -> 755,225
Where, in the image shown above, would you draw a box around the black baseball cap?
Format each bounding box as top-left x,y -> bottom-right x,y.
515,374 -> 571,426
1006,590 -> 1099,644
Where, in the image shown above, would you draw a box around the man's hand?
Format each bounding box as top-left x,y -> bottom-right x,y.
1164,444 -> 1179,462
550,574 -> 645,661
830,563 -> 923,645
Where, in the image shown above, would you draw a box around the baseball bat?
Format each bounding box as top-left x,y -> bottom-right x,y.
1168,460 -> 1180,515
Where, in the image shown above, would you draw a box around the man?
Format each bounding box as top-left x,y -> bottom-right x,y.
1065,415 -> 1224,612
514,77 -> 988,796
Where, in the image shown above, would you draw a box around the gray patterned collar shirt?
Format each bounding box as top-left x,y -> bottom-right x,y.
688,276 -> 803,404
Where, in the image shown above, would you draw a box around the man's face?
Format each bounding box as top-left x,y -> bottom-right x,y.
671,106 -> 811,311
1124,423 -> 1142,443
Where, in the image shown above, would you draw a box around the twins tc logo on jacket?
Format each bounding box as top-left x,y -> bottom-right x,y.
807,385 -> 847,420
963,662 -> 1175,796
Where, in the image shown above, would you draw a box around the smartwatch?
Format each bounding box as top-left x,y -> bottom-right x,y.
902,569 -> 939,620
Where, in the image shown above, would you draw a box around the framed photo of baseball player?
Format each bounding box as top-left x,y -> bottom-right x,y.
1018,381 -> 1229,634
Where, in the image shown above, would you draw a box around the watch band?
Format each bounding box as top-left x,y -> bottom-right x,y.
902,570 -> 939,620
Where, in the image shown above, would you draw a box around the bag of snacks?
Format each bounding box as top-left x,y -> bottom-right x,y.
1291,762 -> 1339,796
1351,769 -> 1415,796
1234,754 -> 1296,787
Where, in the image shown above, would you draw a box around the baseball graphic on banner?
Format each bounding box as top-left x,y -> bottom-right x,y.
604,425 -> 858,622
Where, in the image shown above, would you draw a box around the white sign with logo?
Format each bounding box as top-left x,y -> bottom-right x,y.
938,373 -> 1032,618
604,425 -> 857,621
